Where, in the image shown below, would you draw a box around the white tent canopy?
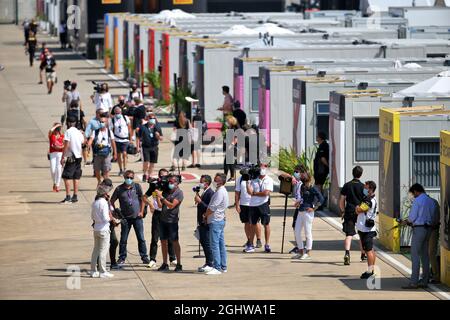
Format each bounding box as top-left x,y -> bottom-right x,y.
220,25 -> 259,36
252,23 -> 296,35
393,71 -> 450,97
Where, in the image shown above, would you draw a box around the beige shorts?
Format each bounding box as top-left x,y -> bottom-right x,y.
93,154 -> 112,173
46,72 -> 56,82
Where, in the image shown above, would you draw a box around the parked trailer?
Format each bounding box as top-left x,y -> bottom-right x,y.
197,42 -> 430,123
399,25 -> 450,40
440,130 -> 450,287
261,65 -> 449,151
328,95 -> 450,217
389,6 -> 450,28
377,106 -> 450,253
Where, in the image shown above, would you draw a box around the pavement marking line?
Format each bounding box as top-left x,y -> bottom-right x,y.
316,210 -> 450,300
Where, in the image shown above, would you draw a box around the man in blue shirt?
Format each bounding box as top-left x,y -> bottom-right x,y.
85,110 -> 108,166
402,183 -> 438,289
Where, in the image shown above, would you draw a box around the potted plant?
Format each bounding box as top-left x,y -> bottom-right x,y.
144,70 -> 161,99
104,48 -> 113,71
122,57 -> 135,80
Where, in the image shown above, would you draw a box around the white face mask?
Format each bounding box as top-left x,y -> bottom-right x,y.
260,168 -> 267,176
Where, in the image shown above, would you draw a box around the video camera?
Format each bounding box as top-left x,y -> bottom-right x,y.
240,164 -> 261,181
147,176 -> 170,193
192,185 -> 202,193
64,80 -> 72,91
92,81 -> 103,93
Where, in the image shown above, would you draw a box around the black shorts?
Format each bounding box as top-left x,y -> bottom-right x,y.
342,214 -> 357,237
159,221 -> 179,241
239,205 -> 250,223
142,146 -> 158,163
115,141 -> 129,153
358,231 -> 377,252
62,158 -> 82,180
250,202 -> 271,226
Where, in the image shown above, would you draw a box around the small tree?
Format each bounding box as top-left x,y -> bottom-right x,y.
104,48 -> 113,70
122,57 -> 135,80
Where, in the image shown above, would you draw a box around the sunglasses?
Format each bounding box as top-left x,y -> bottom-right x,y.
125,176 -> 134,180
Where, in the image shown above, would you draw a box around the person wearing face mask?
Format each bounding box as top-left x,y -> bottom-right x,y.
194,175 -> 215,272
246,163 -> 274,253
401,183 -> 439,289
128,82 -> 143,102
153,175 -> 184,272
136,113 -> 163,182
289,164 -> 307,255
92,83 -> 113,114
355,181 -> 378,279
204,173 -> 229,275
143,169 -> 177,269
41,50 -> 57,94
88,117 -> 117,185
292,172 -> 324,261
110,170 -> 150,265
85,110 -> 109,167
110,106 -> 132,176
48,123 -> 64,192
89,179 -> 114,278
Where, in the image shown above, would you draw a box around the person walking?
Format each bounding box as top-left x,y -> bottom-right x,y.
292,172 -> 324,260
402,183 -> 439,289
41,50 -> 57,94
188,114 -> 202,168
38,44 -> 47,84
110,170 -> 150,265
339,166 -> 366,265
356,181 -> 378,279
48,123 -> 64,192
204,173 -> 229,275
128,81 -> 144,102
143,169 -> 177,268
62,81 -> 82,117
26,31 -> 37,67
59,22 -> 68,49
289,164 -> 307,254
89,181 -> 114,278
194,175 -> 215,272
313,132 -> 329,210
217,86 -> 234,116
111,106 -> 132,176
88,118 -> 117,185
137,112 -> 163,182
153,175 -> 184,272
223,115 -> 238,182
171,111 -> 191,171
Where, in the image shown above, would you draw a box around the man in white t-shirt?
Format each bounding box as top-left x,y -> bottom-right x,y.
246,163 -> 274,253
356,180 -> 378,280
235,171 -> 262,252
111,106 -> 132,176
88,118 -> 117,185
61,116 -> 86,204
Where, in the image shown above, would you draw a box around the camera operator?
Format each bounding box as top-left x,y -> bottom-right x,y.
153,175 -> 184,272
236,167 -> 262,252
62,81 -> 81,115
128,81 -> 143,102
110,170 -> 150,265
91,83 -> 113,114
194,175 -> 215,272
246,163 -> 274,253
142,169 -> 177,268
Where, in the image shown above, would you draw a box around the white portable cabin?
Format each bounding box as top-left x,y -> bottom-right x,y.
261,65 -> 450,151
346,16 -> 408,30
234,56 -> 450,125
328,93 -> 450,214
375,39 -> 450,58
197,42 -> 432,123
389,6 -> 450,27
399,25 -> 450,40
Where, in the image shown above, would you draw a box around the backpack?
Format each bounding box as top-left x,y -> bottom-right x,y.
93,129 -> 112,157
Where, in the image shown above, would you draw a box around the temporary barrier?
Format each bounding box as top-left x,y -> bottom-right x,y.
378,106 -> 450,252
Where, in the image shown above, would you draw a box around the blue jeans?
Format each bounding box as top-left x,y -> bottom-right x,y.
119,217 -> 149,262
199,223 -> 213,267
209,220 -> 227,271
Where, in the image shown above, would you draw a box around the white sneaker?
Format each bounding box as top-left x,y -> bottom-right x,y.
99,272 -> 114,278
198,265 -> 214,273
89,271 -> 100,278
291,254 -> 302,259
206,268 -> 222,275
300,254 -> 311,260
170,260 -> 178,267
146,260 -> 157,268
